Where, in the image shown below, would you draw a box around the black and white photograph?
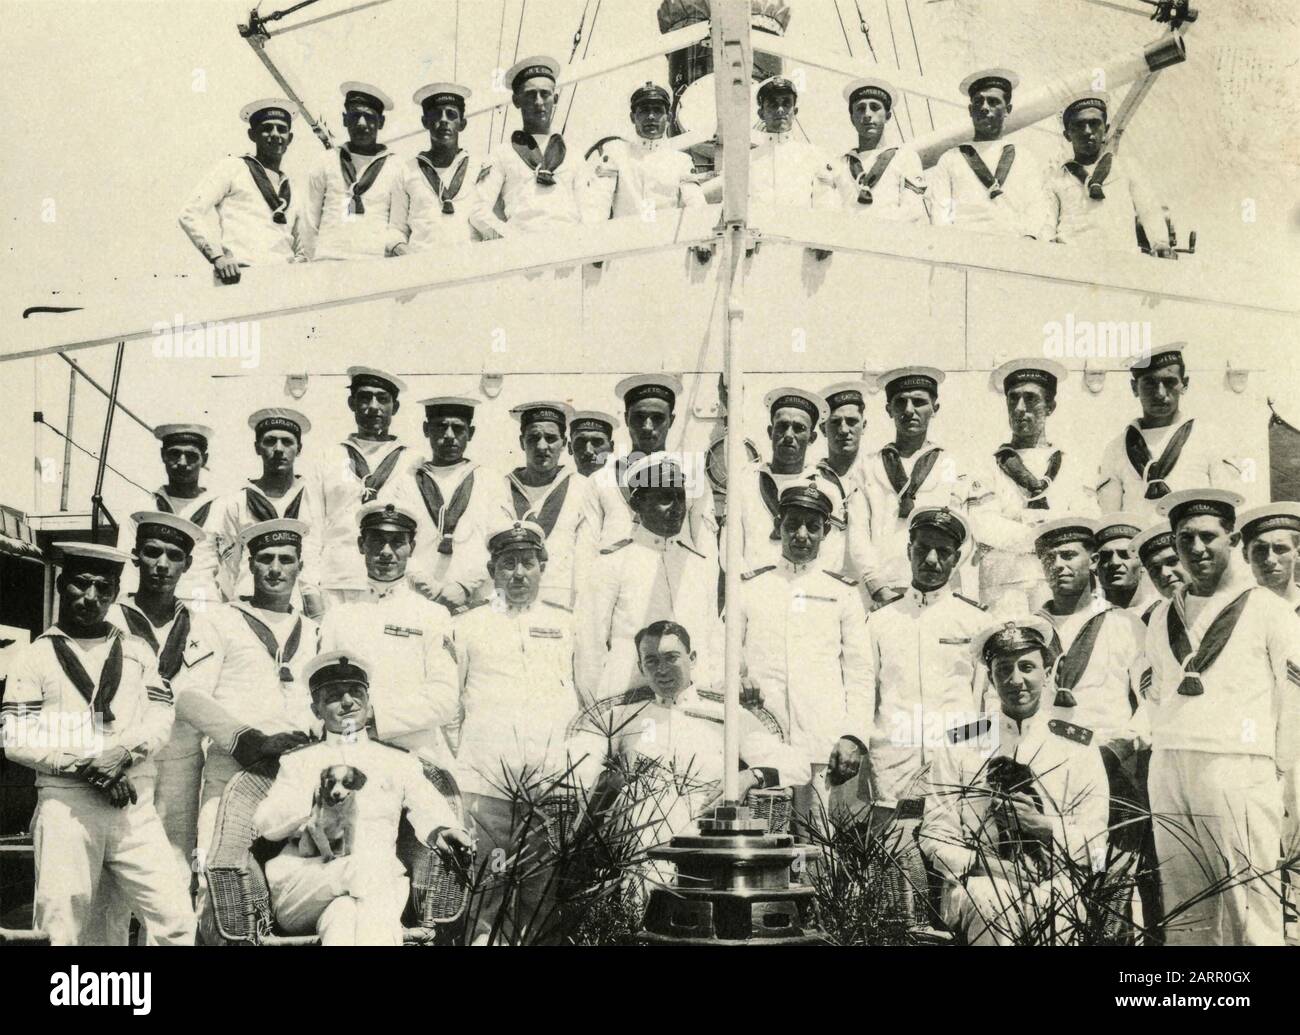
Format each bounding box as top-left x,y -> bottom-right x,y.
1,0 -> 1297,1007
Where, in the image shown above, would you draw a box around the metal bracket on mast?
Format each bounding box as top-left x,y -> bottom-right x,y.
239,9 -> 335,150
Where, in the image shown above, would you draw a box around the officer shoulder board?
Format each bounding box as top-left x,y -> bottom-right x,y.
822,569 -> 858,587
673,539 -> 706,559
955,593 -> 987,612
741,565 -> 776,582
600,538 -> 633,555
1047,718 -> 1094,747
540,599 -> 573,614
947,716 -> 991,744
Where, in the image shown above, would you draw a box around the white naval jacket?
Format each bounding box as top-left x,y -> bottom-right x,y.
178,154 -> 304,266
1036,601 -> 1149,751
254,729 -> 458,876
928,135 -> 1049,238
387,149 -> 483,251
584,136 -> 704,220
308,436 -> 412,594
469,131 -> 597,238
575,524 -> 722,701
388,457 -> 510,605
450,594 -> 580,798
748,130 -> 839,209
1143,572 -> 1300,768
302,145 -> 403,260
736,556 -> 872,767
865,584 -> 988,801
919,708 -> 1110,883
2,628 -> 173,789
726,459 -> 856,575
829,145 -> 928,223
852,442 -> 971,595
1038,151 -> 1168,255
1096,415 -> 1245,526
126,488 -> 223,605
174,600 -> 319,755
318,578 -> 459,757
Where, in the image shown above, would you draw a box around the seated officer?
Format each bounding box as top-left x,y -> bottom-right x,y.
253,651 -> 471,946
919,616 -> 1109,945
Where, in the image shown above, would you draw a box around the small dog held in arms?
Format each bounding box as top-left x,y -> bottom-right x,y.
299,765 -> 367,862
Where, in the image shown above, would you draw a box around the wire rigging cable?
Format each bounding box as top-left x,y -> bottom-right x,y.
853,0 -> 878,61
487,0 -> 510,151
832,0 -> 855,56
499,0 -> 530,144
901,0 -> 935,131
34,416 -> 153,497
881,0 -> 915,142
561,0 -> 602,135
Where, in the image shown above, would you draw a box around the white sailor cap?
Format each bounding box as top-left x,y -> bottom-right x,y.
1155,488 -> 1245,528
238,518 -> 310,554
1062,90 -> 1111,126
54,542 -> 131,572
154,423 -> 213,448
843,77 -> 897,112
240,98 -> 293,125
510,400 -> 573,431
507,56 -> 561,93
763,387 -> 828,425
1237,502 -> 1300,544
1094,512 -> 1146,546
1129,523 -> 1178,564
412,82 -> 472,111
131,511 -> 205,551
819,381 -> 870,412
304,650 -> 372,695
959,67 -> 1020,99
615,373 -> 683,409
340,81 -> 394,112
1128,341 -> 1188,376
972,614 -> 1057,667
248,407 -> 311,440
569,410 -> 619,436
346,366 -> 407,396
988,358 -> 1067,396
622,450 -> 689,493
357,501 -> 419,534
1033,516 -> 1100,552
876,366 -> 945,399
418,396 -> 479,420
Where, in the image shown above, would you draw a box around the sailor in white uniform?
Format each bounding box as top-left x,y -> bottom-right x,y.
504,401 -> 585,609
830,77 -> 927,223
1039,91 -> 1171,256
178,99 -> 305,284
309,368 -> 413,609
1093,513 -> 1157,612
388,397 -> 510,613
130,423 -> 222,606
470,56 -> 598,238
567,410 -> 618,479
853,367 -> 972,606
929,68 -> 1048,238
318,502 -> 459,758
1129,523 -> 1188,626
1144,489 -> 1300,945
1239,503 -> 1300,611
968,359 -> 1098,614
388,83 -> 482,253
212,407 -> 322,609
303,82 -> 402,260
747,76 -> 839,212
1097,343 -> 1244,524
585,82 -> 704,222
2,544 -> 194,946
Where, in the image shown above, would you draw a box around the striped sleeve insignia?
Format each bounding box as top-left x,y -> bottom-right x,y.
823,570 -> 859,587
0,700 -> 39,718
955,593 -> 987,611
146,685 -> 175,705
600,538 -> 633,555
947,716 -> 991,744
740,565 -> 775,582
1140,668 -> 1153,696
1287,660 -> 1300,689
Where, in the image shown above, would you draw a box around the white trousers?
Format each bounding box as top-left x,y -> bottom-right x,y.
1149,748 -> 1283,946
32,779 -> 195,946
266,848 -> 410,946
941,872 -> 1083,945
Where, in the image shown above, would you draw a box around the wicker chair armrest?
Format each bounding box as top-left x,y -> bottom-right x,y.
259,934 -> 322,947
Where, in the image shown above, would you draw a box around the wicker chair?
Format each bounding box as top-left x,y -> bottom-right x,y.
202,760 -> 472,946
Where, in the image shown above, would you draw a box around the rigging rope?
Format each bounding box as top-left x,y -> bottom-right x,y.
487,0 -> 509,152
560,0 -> 602,136
498,0 -> 530,144
35,416 -> 152,497
853,0 -> 878,62
881,0 -> 915,142
832,0 -> 855,56
453,0 -> 460,80
901,0 -> 935,131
